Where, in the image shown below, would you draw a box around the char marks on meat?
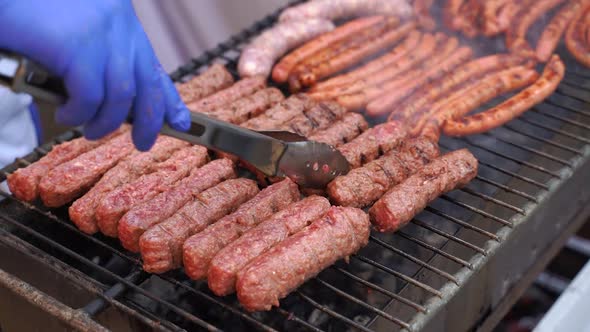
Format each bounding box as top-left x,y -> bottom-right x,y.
183,179 -> 300,280
7,126 -> 129,202
38,130 -> 136,207
236,206 -> 370,312
96,146 -> 209,237
308,112 -> 369,147
338,121 -> 407,168
328,137 -> 440,208
140,178 -> 259,273
69,136 -> 190,234
118,158 -> 237,252
241,94 -> 315,130
176,63 -> 234,104
370,149 -> 478,232
208,196 -> 331,296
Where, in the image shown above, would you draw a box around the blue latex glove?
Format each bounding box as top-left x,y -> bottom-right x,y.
0,0 -> 191,151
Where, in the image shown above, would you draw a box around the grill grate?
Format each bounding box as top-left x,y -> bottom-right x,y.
2,2 -> 590,331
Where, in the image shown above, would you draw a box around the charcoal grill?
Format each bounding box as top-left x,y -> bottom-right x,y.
2,2 -> 590,331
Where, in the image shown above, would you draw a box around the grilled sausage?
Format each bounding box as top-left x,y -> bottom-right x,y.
38,131 -> 135,207
443,55 -> 564,136
482,0 -> 510,36
95,146 -> 209,237
497,1 -> 522,33
310,30 -> 422,92
308,112 -> 369,147
236,206 -> 370,312
415,65 -> 539,139
506,0 -> 567,55
278,0 -> 413,22
338,121 -> 407,168
241,94 -> 315,130
293,21 -> 416,90
176,64 -> 234,104
188,76 -> 266,114
183,179 -> 300,280
238,19 -> 335,78
69,136 -> 189,234
370,149 -> 478,232
414,0 -> 436,30
536,0 -> 587,62
211,88 -> 285,124
140,178 -> 259,273
277,101 -> 347,137
367,42 -> 473,116
8,125 -> 128,202
118,159 -> 236,252
272,16 -> 385,83
444,0 -> 467,30
565,4 -> 590,67
310,32 -> 435,101
288,17 -> 398,92
335,33 -> 448,111
328,138 -> 439,208
208,196 -> 331,296
391,54 -> 527,124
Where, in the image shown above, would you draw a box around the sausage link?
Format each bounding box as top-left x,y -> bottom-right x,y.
566,4 -> 590,67
414,65 -> 539,137
183,179 -> 300,280
295,21 -> 416,90
536,0 -> 589,62
238,19 -> 335,78
443,55 -> 564,136
369,149 -> 478,233
366,42 -> 471,116
8,125 -> 128,202
311,30 -> 422,92
211,88 -> 285,124
278,0 -> 413,22
176,64 -> 234,104
208,196 -> 331,296
236,206 -> 370,312
506,0 -> 567,55
271,16 -> 384,83
188,76 -> 266,114
310,32 -> 435,102
308,112 -> 369,147
391,54 -> 527,124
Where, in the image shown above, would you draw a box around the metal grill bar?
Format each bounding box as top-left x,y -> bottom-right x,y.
556,83 -> 590,103
424,207 -> 500,240
332,267 -> 427,312
482,132 -> 573,167
0,214 -> 221,332
440,195 -> 513,227
296,291 -> 373,332
517,116 -> 590,144
369,236 -> 458,283
396,232 -> 473,268
502,124 -> 583,155
274,307 -> 324,332
463,139 -> 562,178
473,175 -> 538,202
532,108 -> 590,131
459,187 -> 526,215
353,256 -> 442,297
410,219 -> 486,255
314,278 -> 410,328
546,94 -> 590,117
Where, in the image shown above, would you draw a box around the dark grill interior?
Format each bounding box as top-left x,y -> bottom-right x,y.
2,2 -> 590,331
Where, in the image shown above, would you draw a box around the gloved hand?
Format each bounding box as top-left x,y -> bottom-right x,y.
0,0 -> 190,151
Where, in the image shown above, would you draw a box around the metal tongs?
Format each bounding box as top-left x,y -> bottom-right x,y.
0,51 -> 350,188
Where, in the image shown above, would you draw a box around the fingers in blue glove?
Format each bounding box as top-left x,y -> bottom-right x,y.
56,39 -> 106,127
131,36 -> 165,151
160,71 -> 191,132
84,20 -> 136,140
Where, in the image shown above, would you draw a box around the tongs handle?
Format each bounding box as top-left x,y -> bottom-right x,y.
0,50 -> 67,104
160,112 -> 287,176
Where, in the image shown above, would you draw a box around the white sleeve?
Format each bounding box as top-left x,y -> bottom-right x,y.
0,86 -> 37,169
